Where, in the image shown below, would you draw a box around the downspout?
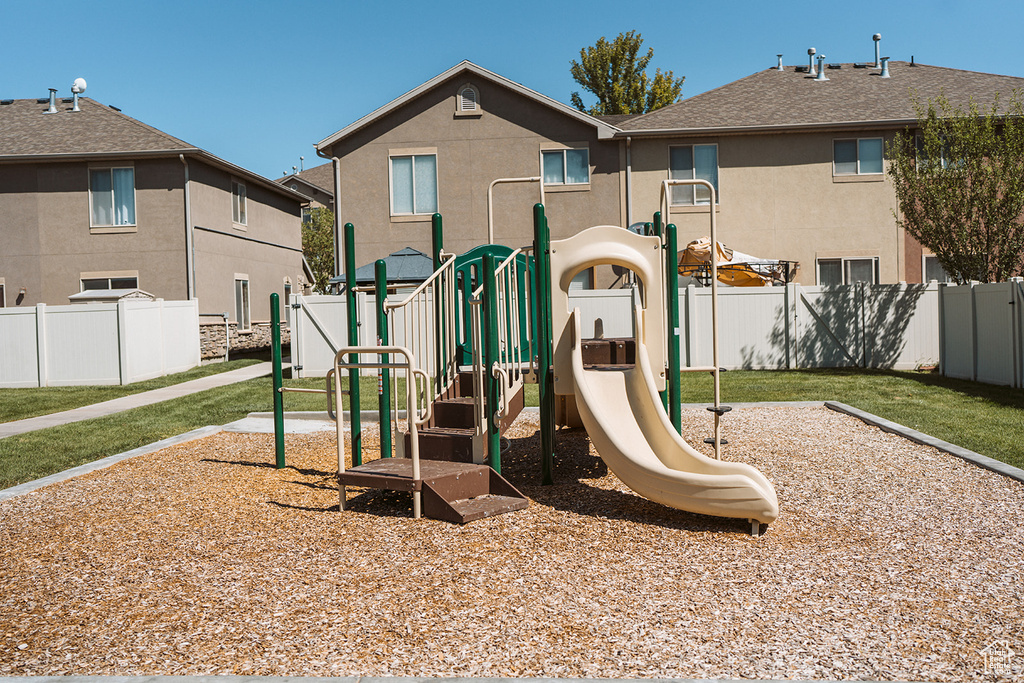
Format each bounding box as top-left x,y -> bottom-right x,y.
625,136 -> 633,227
180,155 -> 195,300
332,157 -> 342,280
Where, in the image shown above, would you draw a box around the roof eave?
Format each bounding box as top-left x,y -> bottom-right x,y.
316,60 -> 619,152
615,118 -> 921,139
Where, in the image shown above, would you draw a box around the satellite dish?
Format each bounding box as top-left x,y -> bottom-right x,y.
72,78 -> 87,94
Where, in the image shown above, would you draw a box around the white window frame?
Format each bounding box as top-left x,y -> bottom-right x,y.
89,166 -> 137,228
833,138 -> 884,176
235,274 -> 251,331
389,152 -> 438,217
283,279 -> 292,329
922,254 -> 954,283
79,270 -> 140,291
669,144 -> 719,205
232,180 -> 247,226
541,147 -> 590,186
816,257 -> 879,285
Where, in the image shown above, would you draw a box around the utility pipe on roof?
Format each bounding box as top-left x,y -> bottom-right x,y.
180,154 -> 195,300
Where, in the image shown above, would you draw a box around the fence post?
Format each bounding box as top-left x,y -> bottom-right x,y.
685,284 -> 698,368
116,299 -> 129,385
970,282 -> 979,382
938,283 -> 947,379
35,304 -> 47,388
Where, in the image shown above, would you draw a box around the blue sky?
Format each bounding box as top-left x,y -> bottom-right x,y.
4,0 -> 1023,180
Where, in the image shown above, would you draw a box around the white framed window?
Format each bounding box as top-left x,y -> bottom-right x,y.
234,275 -> 251,331
833,138 -> 884,175
817,257 -> 879,285
232,180 -> 247,225
89,167 -> 136,226
923,255 -> 953,283
669,144 -> 719,205
389,153 -> 438,215
542,148 -> 590,185
81,275 -> 139,291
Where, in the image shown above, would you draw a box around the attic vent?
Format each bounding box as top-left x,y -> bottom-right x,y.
0,100 -> 13,105
795,65 -> 808,73
827,63 -> 842,69
459,86 -> 478,112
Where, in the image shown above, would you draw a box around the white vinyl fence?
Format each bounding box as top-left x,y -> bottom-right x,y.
291,283 -> 941,377
940,279 -> 1024,387
0,300 -> 200,388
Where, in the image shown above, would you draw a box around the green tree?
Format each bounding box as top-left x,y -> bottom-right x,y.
888,91 -> 1024,283
570,31 -> 684,116
302,206 -> 335,293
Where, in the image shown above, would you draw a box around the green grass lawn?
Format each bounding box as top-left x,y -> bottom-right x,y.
1,368 -> 1021,490
0,359 -> 262,424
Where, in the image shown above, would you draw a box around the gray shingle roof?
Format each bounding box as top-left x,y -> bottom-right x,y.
619,62 -> 1024,133
0,97 -> 194,156
294,162 -> 333,192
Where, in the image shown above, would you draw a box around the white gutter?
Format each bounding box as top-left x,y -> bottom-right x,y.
180,154 -> 195,300
625,136 -> 633,227
332,157 -> 342,278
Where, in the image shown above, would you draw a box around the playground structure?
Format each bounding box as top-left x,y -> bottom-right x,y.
271,179 -> 779,531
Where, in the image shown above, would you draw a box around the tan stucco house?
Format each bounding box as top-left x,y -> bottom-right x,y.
312,58 -> 1024,287
277,162 -> 335,220
0,91 -> 307,336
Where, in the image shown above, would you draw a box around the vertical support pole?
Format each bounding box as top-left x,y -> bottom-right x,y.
270,292 -> 285,469
665,223 -> 681,433
482,253 -> 501,472
652,211 -> 668,410
533,203 -> 554,485
432,213 -> 445,394
343,222 -> 362,466
375,259 -> 392,458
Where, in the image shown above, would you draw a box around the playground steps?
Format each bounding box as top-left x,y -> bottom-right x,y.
407,371 -> 525,464
337,458 -> 528,524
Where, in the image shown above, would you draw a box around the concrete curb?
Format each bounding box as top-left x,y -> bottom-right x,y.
825,401 -> 1024,484
0,426 -> 223,503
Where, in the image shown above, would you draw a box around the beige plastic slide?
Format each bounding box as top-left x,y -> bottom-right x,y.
568,307 -> 779,524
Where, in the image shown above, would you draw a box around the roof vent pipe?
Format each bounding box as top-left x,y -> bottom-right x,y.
873,33 -> 882,68
880,57 -> 890,78
815,55 -> 829,81
808,48 -> 817,76
46,88 -> 57,114
777,54 -> 784,71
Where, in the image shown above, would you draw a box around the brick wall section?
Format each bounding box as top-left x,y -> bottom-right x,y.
199,321 -> 290,360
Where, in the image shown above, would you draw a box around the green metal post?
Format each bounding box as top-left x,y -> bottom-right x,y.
533,203 -> 554,485
653,211 -> 663,238
665,223 -> 682,433
482,253 -> 501,472
343,222 -> 361,465
375,259 -> 392,458
432,213 -> 445,394
270,292 -> 285,469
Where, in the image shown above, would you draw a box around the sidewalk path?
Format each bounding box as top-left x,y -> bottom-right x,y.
0,362 -> 276,440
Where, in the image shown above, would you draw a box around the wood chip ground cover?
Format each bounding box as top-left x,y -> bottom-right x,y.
0,407 -> 1021,681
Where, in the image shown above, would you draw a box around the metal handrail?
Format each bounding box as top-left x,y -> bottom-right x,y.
333,344 -> 430,518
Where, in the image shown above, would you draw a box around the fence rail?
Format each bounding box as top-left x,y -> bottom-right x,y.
0,299 -> 200,388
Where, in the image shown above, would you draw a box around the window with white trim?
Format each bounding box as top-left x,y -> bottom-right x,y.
232,181 -> 247,225
89,167 -> 136,226
542,148 -> 589,185
283,280 -> 292,329
833,138 -> 883,175
390,154 -> 438,215
81,275 -> 139,291
669,144 -> 719,205
923,255 -> 953,283
235,276 -> 251,331
817,257 -> 879,285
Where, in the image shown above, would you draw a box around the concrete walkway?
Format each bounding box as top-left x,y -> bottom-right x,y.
0,362 -> 275,440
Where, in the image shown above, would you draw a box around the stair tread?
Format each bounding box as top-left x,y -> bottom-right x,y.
448,494 -> 529,522
339,458 -> 488,491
